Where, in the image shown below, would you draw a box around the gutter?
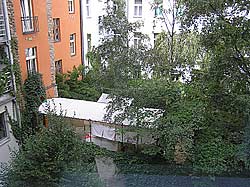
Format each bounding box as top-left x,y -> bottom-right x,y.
2,0 -> 21,125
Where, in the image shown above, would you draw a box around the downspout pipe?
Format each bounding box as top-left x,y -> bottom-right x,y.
79,0 -> 85,79
2,0 -> 21,126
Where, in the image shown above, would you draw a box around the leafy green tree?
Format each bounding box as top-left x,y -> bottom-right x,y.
179,0 -> 250,173
95,0 -> 150,90
11,73 -> 46,143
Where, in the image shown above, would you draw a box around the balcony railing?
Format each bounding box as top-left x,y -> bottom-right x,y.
0,11 -> 6,43
21,16 -> 39,34
3,71 -> 12,93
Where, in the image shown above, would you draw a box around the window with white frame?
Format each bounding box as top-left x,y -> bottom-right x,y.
68,0 -> 75,13
133,32 -> 141,48
52,18 -> 61,42
20,0 -> 35,33
87,33 -> 91,51
0,112 -> 8,143
55,59 -> 63,73
86,0 -> 90,17
134,0 -> 142,17
25,47 -> 37,73
70,33 -> 76,56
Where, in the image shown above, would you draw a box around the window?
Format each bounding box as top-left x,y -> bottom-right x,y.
20,0 -> 38,33
52,18 -> 61,42
133,33 -> 141,48
87,33 -> 91,51
0,112 -> 8,142
25,47 -> 37,73
70,34 -> 76,56
134,0 -> 142,17
154,6 -> 163,17
154,33 -> 159,45
86,0 -> 90,17
68,0 -> 75,13
0,3 -> 6,40
98,16 -> 102,34
55,59 -> 63,73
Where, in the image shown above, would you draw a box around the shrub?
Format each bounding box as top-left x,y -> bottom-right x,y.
4,114 -> 100,186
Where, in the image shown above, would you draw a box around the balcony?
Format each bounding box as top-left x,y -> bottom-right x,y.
0,66 -> 12,95
21,16 -> 39,34
2,71 -> 12,93
0,7 -> 6,43
0,51 -> 12,94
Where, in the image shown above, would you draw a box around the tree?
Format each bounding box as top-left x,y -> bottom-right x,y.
11,73 -> 46,143
179,0 -> 250,173
94,0 -> 150,90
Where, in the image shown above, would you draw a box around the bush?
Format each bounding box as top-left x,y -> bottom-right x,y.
3,114 -> 100,186
193,138 -> 237,175
56,68 -> 101,102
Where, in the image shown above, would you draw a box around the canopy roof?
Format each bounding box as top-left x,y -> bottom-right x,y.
39,95 -> 163,126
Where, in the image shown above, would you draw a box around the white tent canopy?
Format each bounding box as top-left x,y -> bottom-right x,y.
39,97 -> 111,123
39,96 -> 163,126
39,96 -> 163,150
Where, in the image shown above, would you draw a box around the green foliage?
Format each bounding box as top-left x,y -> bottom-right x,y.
150,31 -> 203,80
23,73 -> 46,114
94,0 -> 150,89
12,73 -> 46,143
56,66 -> 101,101
193,138 -> 237,175
8,0 -> 249,179
0,47 -> 12,95
237,115 -> 250,170
98,0 -> 250,174
4,114 -> 101,186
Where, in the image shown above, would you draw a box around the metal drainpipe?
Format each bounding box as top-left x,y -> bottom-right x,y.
126,0 -> 129,18
79,0 -> 85,78
2,0 -> 21,126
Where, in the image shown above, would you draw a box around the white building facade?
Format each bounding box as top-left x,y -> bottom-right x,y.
0,0 -> 19,164
81,0 -> 168,67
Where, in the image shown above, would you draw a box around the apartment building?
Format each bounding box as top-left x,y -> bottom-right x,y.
0,0 -> 19,163
52,0 -> 82,74
13,0 -> 82,97
81,0 -> 167,67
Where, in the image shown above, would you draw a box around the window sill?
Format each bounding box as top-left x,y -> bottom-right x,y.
52,40 -> 61,43
133,16 -> 142,18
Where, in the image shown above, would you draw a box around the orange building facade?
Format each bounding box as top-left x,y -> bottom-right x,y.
13,0 -> 82,97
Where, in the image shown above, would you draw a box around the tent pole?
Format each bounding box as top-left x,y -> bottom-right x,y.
89,119 -> 92,142
121,123 -> 124,151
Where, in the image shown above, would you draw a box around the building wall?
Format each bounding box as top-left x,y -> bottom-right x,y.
13,0 -> 83,98
52,0 -> 82,73
0,0 -> 19,164
81,0 -> 106,67
127,0 -> 167,44
13,0 -> 56,97
81,0 -> 167,67
0,96 -> 19,163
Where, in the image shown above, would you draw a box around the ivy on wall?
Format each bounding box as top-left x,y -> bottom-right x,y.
0,46 -> 11,95
10,38 -> 24,109
11,73 -> 46,143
